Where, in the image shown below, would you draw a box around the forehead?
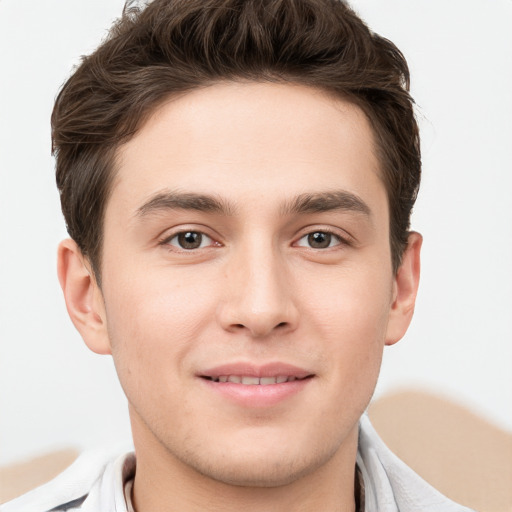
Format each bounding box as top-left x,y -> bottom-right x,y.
110,82 -> 386,219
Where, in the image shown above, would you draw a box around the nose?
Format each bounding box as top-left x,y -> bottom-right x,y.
216,242 -> 299,338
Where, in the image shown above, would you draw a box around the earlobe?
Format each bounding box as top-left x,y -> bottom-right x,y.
385,232 -> 422,346
57,239 -> 111,355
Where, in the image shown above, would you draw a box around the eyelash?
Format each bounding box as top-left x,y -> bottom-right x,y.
159,230 -> 219,251
294,229 -> 350,250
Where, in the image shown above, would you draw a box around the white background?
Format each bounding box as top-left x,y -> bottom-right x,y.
0,0 -> 511,465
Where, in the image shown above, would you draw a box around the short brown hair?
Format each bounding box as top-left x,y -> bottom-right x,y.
52,0 -> 421,279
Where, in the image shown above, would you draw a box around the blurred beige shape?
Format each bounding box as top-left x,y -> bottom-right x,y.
1,391 -> 511,510
369,390 -> 512,512
0,448 -> 79,504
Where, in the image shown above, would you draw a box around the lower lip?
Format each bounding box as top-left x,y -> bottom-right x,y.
200,377 -> 313,408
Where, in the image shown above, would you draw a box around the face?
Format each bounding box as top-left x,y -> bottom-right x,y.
68,82 -> 418,487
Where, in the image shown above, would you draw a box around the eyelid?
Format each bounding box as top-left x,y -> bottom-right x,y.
293,226 -> 354,249
157,225 -> 222,250
168,232 -> 213,249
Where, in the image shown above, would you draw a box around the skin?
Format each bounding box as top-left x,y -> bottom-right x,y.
58,82 -> 421,512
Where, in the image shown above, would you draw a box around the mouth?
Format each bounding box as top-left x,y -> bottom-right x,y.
198,362 -> 315,407
198,362 -> 314,383
201,375 -> 312,385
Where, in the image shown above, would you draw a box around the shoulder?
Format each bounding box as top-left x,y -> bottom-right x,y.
358,414 -> 477,512
0,447 -> 134,512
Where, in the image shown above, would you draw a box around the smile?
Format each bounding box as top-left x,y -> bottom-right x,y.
199,363 -> 315,407
202,375 -> 308,385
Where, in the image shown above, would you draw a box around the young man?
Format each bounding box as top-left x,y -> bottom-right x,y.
2,0 -> 475,511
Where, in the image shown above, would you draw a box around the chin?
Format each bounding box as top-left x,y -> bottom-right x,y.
189,451 -> 326,488
173,429 -> 343,488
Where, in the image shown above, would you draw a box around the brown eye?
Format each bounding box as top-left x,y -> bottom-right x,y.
179,232 -> 202,249
308,232 -> 332,248
168,231 -> 211,250
296,231 -> 341,249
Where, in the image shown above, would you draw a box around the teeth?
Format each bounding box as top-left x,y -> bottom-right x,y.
241,376 -> 260,385
212,375 -> 303,385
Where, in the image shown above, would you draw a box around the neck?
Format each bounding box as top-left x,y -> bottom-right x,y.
130,414 -> 359,512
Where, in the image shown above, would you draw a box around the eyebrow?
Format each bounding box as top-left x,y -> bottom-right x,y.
136,191 -> 237,217
281,191 -> 371,217
136,189 -> 371,219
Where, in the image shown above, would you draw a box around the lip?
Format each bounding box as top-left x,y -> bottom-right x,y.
198,362 -> 315,408
199,362 -> 313,380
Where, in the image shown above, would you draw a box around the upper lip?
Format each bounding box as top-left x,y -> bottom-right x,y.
199,362 -> 314,379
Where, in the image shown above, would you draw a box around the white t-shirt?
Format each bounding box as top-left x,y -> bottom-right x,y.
0,415 -> 476,512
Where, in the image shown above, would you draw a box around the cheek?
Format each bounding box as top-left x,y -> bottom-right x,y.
301,263 -> 392,388
101,266 -> 216,396
302,260 -> 392,337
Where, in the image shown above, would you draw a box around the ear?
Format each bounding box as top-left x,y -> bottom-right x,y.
57,239 -> 111,355
385,231 -> 422,346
